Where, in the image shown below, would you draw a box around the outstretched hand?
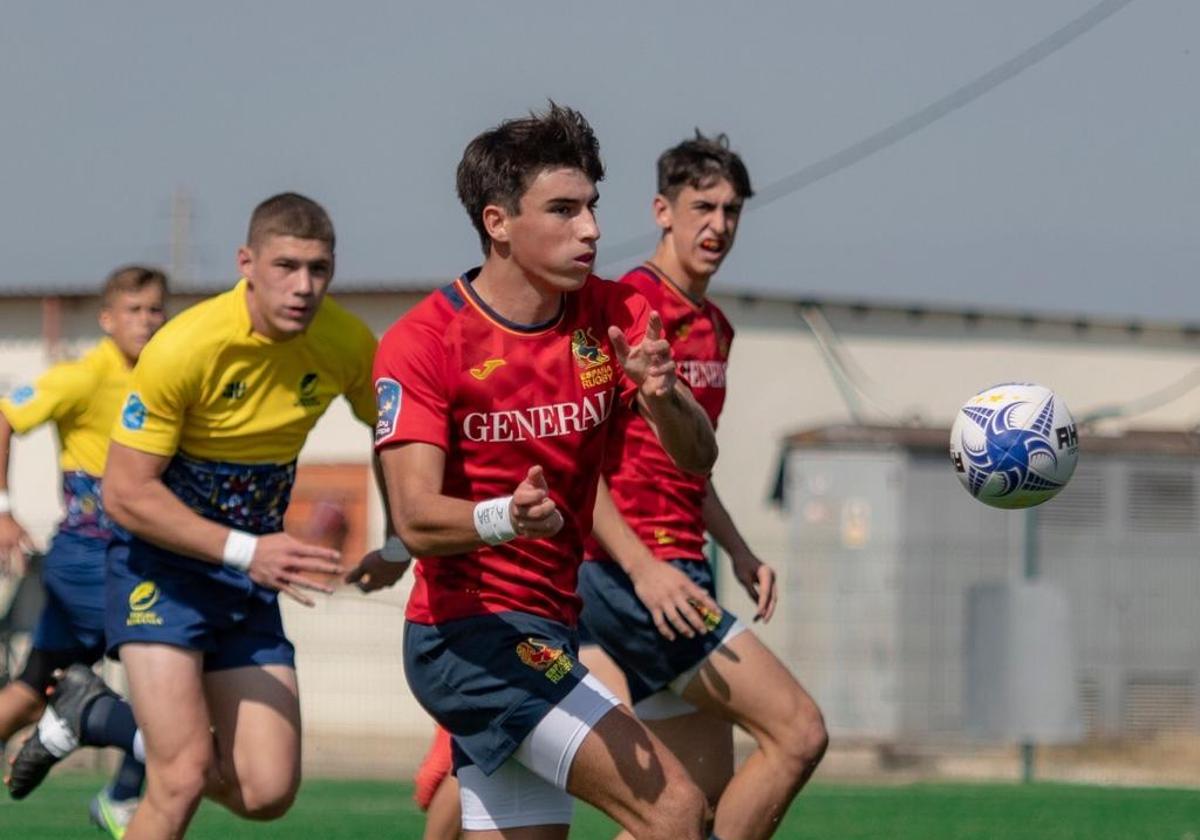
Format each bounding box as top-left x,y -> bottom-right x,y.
510,466 -> 564,539
345,548 -> 411,593
248,532 -> 343,607
731,553 -> 778,623
608,312 -> 676,400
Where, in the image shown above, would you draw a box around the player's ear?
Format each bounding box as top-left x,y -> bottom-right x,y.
652,194 -> 672,233
236,244 -> 254,280
98,305 -> 114,336
482,204 -> 510,245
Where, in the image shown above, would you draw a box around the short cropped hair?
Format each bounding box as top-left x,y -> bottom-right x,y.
457,102 -> 605,253
101,265 -> 168,307
657,132 -> 753,202
246,192 -> 336,251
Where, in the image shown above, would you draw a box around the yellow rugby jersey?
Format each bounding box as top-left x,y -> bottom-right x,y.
0,338 -> 131,477
111,279 -> 377,464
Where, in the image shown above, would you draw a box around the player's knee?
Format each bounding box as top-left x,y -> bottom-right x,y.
640,772 -> 707,840
775,694 -> 829,775
235,773 -> 300,821
152,747 -> 213,810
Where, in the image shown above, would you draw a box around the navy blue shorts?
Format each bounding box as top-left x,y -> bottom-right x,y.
32,531 -> 107,657
577,558 -> 739,704
105,534 -> 294,672
404,612 -> 590,776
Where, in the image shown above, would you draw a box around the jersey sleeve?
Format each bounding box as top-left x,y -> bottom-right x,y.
343,319 -> 380,428
109,331 -> 200,457
373,319 -> 451,451
0,362 -> 93,435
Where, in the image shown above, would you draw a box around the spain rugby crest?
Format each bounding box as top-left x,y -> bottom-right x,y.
516,638 -> 573,683
571,328 -> 614,389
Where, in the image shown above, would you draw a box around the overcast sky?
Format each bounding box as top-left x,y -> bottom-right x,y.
1,1 -> 1195,320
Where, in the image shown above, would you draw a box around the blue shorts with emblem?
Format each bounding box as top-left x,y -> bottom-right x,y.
404,612 -> 591,776
105,534 -> 294,672
577,558 -> 739,704
32,531 -> 108,657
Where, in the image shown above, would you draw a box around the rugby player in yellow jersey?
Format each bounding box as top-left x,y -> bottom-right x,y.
9,193 -> 386,839
0,265 -> 166,835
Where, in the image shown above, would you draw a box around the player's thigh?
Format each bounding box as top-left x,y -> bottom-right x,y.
203,664 -> 302,792
679,629 -> 821,745
579,644 -> 631,706
565,703 -> 695,825
121,642 -> 212,766
644,709 -> 733,804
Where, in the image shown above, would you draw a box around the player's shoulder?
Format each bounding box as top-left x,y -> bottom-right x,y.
309,293 -> 377,353
381,282 -> 463,348
583,273 -> 649,311
618,265 -> 665,302
147,287 -> 237,355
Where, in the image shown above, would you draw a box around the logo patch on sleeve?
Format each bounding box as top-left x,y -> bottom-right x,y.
374,378 -> 402,442
121,393 -> 147,431
9,385 -> 34,406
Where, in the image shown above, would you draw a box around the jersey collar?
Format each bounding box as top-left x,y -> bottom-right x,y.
457,267 -> 565,336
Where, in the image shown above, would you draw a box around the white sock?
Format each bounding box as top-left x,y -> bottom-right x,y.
132,730 -> 145,763
36,707 -> 79,758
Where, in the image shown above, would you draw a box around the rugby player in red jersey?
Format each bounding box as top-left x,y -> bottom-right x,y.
350,104 -> 718,840
579,134 -> 828,840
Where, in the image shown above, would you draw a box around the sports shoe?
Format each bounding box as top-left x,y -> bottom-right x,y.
89,787 -> 138,839
6,664 -> 118,799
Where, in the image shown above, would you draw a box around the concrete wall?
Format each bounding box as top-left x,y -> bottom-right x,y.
3,288 -> 1199,772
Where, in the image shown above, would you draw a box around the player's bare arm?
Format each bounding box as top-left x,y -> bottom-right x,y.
103,441 -> 342,605
703,478 -> 778,623
591,477 -> 720,641
0,413 -> 34,575
608,311 -> 717,475
344,450 -> 413,593
369,441 -> 562,563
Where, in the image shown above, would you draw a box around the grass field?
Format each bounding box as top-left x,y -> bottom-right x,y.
2,773 -> 1199,838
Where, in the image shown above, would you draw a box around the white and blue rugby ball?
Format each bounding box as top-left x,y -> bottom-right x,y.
949,383 -> 1079,509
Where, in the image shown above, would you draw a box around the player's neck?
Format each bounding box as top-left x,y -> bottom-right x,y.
472,259 -> 564,326
649,243 -> 711,303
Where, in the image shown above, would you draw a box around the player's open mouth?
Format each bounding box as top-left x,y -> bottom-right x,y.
699,239 -> 724,254
574,252 -> 596,264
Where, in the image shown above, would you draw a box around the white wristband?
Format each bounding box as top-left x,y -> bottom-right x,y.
222,529 -> 258,572
0,490 -> 10,516
474,496 -> 516,545
380,535 -> 412,564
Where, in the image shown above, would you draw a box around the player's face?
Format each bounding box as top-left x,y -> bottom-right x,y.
100,284 -> 167,364
656,178 -> 744,279
502,167 -> 600,292
238,235 -> 334,339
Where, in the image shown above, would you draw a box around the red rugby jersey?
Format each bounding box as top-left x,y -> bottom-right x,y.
587,263 -> 732,563
374,270 -> 649,625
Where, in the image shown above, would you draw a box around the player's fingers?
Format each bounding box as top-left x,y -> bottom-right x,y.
760,569 -> 779,623
293,543 -> 342,561
650,607 -> 676,642
645,311 -> 663,341
666,600 -> 701,637
289,556 -> 344,576
286,573 -> 335,595
279,583 -> 316,608
527,465 -> 548,490
685,584 -> 720,616
607,326 -> 631,363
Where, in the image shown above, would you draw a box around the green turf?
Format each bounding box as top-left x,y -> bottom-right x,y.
3,774 -> 1199,838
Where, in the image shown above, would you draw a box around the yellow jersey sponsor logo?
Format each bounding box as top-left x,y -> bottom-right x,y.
470,359 -> 506,381
127,581 -> 164,626
516,638 -> 574,684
